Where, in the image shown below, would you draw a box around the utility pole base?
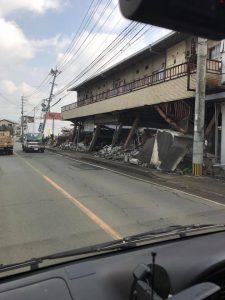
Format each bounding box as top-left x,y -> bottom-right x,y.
192,163 -> 203,176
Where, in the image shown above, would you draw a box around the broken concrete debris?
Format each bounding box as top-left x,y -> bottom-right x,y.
94,129 -> 193,172
52,126 -> 193,172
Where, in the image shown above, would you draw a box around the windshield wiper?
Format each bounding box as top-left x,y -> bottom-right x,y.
0,224 -> 224,273
124,223 -> 225,242
0,239 -> 135,273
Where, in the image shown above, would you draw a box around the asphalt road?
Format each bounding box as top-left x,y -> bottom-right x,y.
1,142 -> 225,266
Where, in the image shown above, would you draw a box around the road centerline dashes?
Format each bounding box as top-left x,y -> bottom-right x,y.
15,152 -> 122,240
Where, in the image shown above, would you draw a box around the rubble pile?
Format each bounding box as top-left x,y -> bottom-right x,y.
95,144 -> 143,164
97,145 -> 125,160
94,129 -> 193,172
50,125 -> 193,172
58,141 -> 88,152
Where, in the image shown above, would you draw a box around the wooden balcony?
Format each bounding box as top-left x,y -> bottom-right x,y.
61,59 -> 221,120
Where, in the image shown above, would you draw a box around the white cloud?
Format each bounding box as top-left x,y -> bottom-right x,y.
0,79 -> 48,105
0,0 -> 171,121
92,1 -> 128,33
0,18 -> 34,60
56,27 -> 171,91
32,34 -> 71,55
0,80 -> 17,94
0,0 -> 68,17
0,1 -> 71,121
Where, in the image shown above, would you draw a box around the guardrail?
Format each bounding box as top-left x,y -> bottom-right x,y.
61,59 -> 221,112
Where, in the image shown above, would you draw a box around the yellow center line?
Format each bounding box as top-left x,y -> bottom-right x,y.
15,152 -> 122,240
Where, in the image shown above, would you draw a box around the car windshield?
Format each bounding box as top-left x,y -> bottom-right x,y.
0,0 -> 225,276
26,133 -> 43,141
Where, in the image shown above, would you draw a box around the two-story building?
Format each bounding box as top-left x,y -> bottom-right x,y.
61,32 -> 224,165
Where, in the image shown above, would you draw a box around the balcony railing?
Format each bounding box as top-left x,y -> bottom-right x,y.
61,59 -> 221,112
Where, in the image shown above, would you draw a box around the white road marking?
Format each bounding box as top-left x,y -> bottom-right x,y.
51,151 -> 225,208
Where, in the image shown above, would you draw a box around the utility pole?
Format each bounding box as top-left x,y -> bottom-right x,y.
21,96 -> 24,140
52,117 -> 55,136
42,68 -> 60,134
33,107 -> 36,133
192,37 -> 207,176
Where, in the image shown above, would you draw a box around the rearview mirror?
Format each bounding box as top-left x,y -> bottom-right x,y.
119,0 -> 225,39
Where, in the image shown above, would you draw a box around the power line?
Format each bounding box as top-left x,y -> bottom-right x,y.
24,73 -> 51,98
59,0 -> 114,72
51,92 -> 71,107
56,5 -> 124,90
52,24 -> 150,107
59,1 -> 119,75
83,25 -> 150,82
23,0 -> 105,113
57,0 -> 105,70
0,92 -> 20,107
54,22 -> 143,97
57,0 -> 96,68
69,22 -> 141,86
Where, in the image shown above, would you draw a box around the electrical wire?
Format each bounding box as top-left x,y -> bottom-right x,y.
52,24 -> 151,107
0,92 -> 20,107
57,0 -> 96,68
59,0 -> 114,72
53,22 -> 143,97
56,7 -> 125,90
24,0 -> 104,113
83,25 -> 150,83
57,0 -> 103,69
24,73 -> 51,98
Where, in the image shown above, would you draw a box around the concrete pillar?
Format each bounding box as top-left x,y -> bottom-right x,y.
221,40 -> 225,85
215,104 -> 219,163
192,37 -> 207,176
221,103 -> 225,165
72,123 -> 77,144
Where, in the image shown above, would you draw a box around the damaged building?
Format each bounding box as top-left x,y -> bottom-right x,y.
61,32 -> 224,172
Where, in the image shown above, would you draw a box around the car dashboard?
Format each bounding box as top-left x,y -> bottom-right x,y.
1,231 -> 225,300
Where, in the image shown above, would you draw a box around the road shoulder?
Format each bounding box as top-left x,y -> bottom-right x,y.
46,147 -> 225,204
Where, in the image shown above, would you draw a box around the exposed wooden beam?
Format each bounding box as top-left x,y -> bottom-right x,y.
154,105 -> 186,133
205,114 -> 215,137
124,114 -> 139,149
88,125 -> 101,152
112,124 -> 122,147
72,122 -> 77,144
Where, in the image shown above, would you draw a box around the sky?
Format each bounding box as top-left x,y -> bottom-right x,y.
0,0 -> 170,122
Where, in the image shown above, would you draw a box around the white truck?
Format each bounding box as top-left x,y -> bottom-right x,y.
22,133 -> 45,153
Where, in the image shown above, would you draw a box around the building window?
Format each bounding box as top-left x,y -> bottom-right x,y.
145,65 -> 149,70
136,69 -> 139,74
209,44 -> 220,59
113,79 -> 120,88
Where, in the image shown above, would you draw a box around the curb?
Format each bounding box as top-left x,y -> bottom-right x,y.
45,147 -> 225,204
46,147 -> 157,179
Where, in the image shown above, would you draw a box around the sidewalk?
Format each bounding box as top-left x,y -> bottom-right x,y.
46,146 -> 225,204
